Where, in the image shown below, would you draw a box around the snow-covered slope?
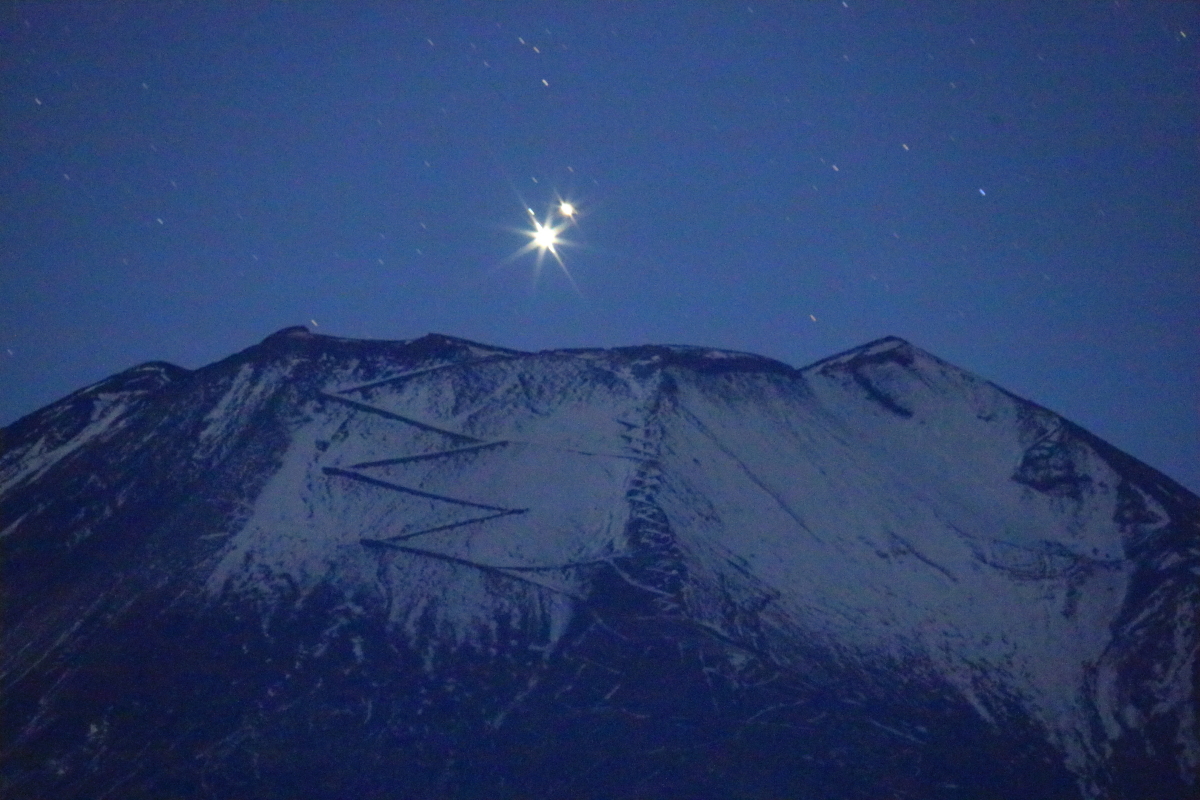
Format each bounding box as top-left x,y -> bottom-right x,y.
1,327 -> 1195,799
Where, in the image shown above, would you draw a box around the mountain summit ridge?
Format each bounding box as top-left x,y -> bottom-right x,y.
1,329 -> 1195,799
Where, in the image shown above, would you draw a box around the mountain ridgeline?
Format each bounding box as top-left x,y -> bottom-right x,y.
1,327 -> 1196,799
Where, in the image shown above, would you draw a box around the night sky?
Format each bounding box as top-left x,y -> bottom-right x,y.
3,2 -> 1197,492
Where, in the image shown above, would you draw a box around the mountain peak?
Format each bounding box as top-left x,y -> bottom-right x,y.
263,324 -> 316,341
1,331 -> 1195,800
803,334 -> 915,370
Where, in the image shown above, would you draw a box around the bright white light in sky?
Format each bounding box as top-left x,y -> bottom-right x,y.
531,218 -> 560,250
503,203 -> 580,293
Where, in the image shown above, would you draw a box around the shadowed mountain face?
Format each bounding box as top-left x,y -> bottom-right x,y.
1,327 -> 1196,800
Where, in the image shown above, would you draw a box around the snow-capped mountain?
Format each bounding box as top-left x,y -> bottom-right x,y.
1,327 -> 1195,799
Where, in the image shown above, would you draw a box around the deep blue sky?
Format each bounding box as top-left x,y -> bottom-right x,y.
3,2 -> 1197,492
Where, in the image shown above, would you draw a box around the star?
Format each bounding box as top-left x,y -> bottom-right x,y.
531,217 -> 561,250
503,204 -> 579,293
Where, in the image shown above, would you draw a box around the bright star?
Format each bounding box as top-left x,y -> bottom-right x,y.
531,218 -> 560,250
502,205 -> 579,293
557,201 -> 575,218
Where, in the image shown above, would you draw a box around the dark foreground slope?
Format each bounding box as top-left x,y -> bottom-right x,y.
1,327 -> 1196,799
